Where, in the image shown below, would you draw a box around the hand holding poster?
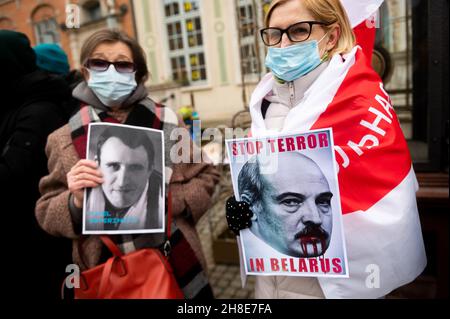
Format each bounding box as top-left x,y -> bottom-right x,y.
83,123 -> 165,235
226,129 -> 348,277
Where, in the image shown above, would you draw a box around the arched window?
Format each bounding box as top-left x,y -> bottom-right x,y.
0,17 -> 14,30
82,0 -> 102,23
31,4 -> 60,44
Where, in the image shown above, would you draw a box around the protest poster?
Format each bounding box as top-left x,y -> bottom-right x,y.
226,129 -> 348,277
83,123 -> 165,235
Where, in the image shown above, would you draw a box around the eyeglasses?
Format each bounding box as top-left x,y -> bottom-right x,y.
85,59 -> 136,73
260,21 -> 334,46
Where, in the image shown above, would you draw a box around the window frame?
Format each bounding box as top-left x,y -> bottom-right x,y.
376,0 -> 448,172
413,0 -> 448,172
33,17 -> 60,45
163,0 -> 207,86
82,0 -> 102,23
236,0 -> 272,82
237,0 -> 260,79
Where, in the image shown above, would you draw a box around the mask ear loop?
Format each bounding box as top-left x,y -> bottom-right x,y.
321,51 -> 330,62
318,30 -> 332,62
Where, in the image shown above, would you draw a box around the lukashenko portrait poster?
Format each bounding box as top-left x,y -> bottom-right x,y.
226,129 -> 348,278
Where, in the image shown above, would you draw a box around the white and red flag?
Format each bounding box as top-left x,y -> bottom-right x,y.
342,0 -> 383,61
249,11 -> 427,296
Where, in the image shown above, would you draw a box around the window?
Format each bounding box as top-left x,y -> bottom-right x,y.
167,21 -> 183,50
238,0 -> 259,77
376,1 -> 413,136
83,0 -> 102,23
237,0 -> 272,79
0,17 -> 14,30
189,52 -> 206,82
164,0 -> 206,85
375,0 -> 448,170
170,56 -> 187,84
34,18 -> 60,44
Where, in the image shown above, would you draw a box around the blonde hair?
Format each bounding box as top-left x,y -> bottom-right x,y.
264,0 -> 356,56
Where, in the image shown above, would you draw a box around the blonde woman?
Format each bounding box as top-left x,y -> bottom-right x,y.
226,0 -> 426,299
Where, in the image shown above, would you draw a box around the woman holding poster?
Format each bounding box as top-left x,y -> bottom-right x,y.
226,0 -> 426,299
35,29 -> 219,299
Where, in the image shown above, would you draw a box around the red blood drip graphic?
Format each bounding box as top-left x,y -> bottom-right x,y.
300,237 -> 327,257
321,238 -> 327,255
313,240 -> 318,256
300,237 -> 308,256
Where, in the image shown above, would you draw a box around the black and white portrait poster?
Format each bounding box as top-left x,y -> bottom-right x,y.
83,123 -> 165,235
226,129 -> 348,278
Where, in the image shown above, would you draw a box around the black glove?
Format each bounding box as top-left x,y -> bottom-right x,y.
225,196 -> 253,236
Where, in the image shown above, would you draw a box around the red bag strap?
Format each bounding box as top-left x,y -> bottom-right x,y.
97,257 -> 116,297
100,236 -> 123,257
93,190 -> 173,298
96,190 -> 173,298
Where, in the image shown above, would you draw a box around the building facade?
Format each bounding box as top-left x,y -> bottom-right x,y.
131,0 -> 273,127
0,0 -> 136,69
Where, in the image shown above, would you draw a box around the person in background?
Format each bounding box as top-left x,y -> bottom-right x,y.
33,43 -> 83,117
0,30 -> 73,299
33,43 -> 70,77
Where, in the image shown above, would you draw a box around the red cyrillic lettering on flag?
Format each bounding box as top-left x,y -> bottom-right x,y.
310,49 -> 412,214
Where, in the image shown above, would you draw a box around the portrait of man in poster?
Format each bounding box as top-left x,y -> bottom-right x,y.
238,152 -> 333,258
84,123 -> 164,234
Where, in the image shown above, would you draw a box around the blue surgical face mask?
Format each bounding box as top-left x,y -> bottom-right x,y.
265,32 -> 329,82
87,65 -> 137,107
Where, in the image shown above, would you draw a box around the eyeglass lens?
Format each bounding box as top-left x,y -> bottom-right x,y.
86,59 -> 136,73
261,22 -> 313,46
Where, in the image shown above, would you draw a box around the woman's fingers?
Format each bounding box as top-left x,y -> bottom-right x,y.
67,160 -> 103,186
68,160 -> 103,208
73,159 -> 99,170
68,171 -> 103,187
70,180 -> 101,192
67,159 -> 104,192
71,164 -> 103,178
75,172 -> 104,184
